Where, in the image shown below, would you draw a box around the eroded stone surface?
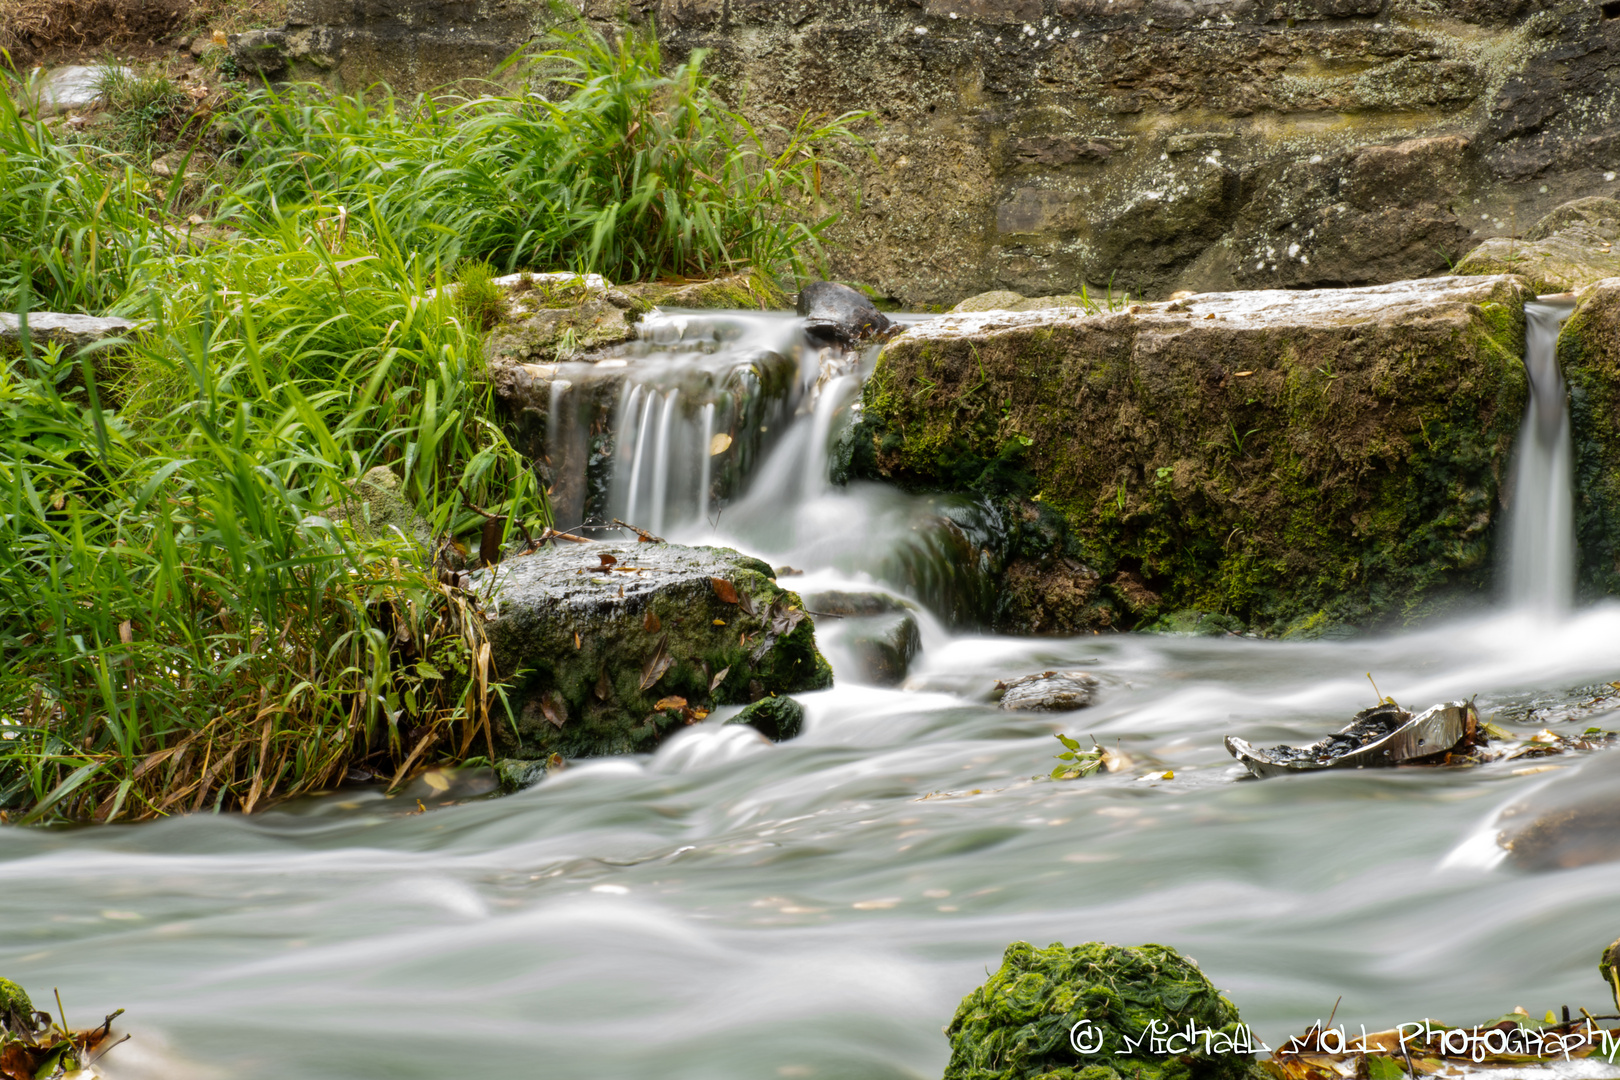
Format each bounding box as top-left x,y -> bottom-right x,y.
851,275 -> 1533,634
1457,197 -> 1620,293
236,0 -> 1620,307
997,670 -> 1099,711
0,312 -> 136,349
477,541 -> 831,758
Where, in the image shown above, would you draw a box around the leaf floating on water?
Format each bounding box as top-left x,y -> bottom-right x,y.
639,634 -> 673,691
710,577 -> 739,604
644,610 -> 662,633
709,666 -> 730,692
709,432 -> 733,456
654,696 -> 688,711
599,552 -> 618,568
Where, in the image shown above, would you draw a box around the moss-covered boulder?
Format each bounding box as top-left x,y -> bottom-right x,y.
1455,199 -> 1620,294
944,941 -> 1258,1080
0,977 -> 33,1031
724,695 -> 805,741
849,276 -> 1532,636
1558,277 -> 1620,599
478,541 -> 831,758
621,270 -> 788,311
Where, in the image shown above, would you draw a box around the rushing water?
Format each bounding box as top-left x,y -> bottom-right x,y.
5,309 -> 1620,1080
1505,300 -> 1579,614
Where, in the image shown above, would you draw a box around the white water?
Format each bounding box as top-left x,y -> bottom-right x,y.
6,307 -> 1619,1080
1505,300 -> 1578,614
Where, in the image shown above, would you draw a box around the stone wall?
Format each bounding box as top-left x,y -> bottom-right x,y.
241,0 -> 1620,307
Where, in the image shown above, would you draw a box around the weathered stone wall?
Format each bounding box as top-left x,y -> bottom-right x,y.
1559,275 -> 1620,600
245,0 -> 1620,307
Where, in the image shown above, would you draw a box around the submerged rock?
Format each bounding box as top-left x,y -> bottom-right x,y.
853,276 -> 1532,634
796,280 -> 891,347
997,671 -> 1099,712
803,590 -> 922,686
725,695 -> 805,741
943,940 -> 1255,1080
1476,749 -> 1620,872
1456,198 -> 1620,293
477,541 -> 832,759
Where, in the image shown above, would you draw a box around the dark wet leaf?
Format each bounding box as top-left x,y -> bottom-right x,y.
710,577 -> 739,604
599,552 -> 618,568
644,610 -> 662,633
540,691 -> 568,729
594,669 -> 612,702
639,634 -> 673,691
738,592 -> 757,617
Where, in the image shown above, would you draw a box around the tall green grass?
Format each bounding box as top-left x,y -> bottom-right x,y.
0,72 -> 168,313
227,24 -> 865,283
0,25 -> 861,822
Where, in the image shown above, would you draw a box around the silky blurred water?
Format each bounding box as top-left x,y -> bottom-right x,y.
6,311 -> 1620,1080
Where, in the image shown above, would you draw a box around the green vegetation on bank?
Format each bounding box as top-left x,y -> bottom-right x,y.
0,26 -> 860,823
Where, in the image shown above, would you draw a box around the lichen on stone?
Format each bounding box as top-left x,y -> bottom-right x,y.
943,941 -> 1257,1080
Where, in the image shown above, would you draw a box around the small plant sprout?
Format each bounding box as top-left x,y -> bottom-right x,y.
1051,733 -> 1105,780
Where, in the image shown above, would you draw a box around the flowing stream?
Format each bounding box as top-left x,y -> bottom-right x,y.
5,309 -> 1620,1080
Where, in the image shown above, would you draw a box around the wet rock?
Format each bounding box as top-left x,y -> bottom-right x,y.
803,590 -> 923,685
1147,609 -> 1245,636
493,757 -> 555,793
0,312 -> 136,350
997,670 -> 1098,712
1456,198 -> 1620,293
856,276 -> 1532,634
1557,277 -> 1620,598
725,695 -> 805,741
944,940 -> 1254,1080
0,977 -> 32,1032
476,541 -> 832,759
1474,748 -> 1620,872
796,280 -> 891,347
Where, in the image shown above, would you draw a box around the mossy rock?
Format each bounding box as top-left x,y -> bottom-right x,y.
944,941 -> 1258,1080
725,695 -> 805,741
1559,277 -> 1620,598
344,466 -> 433,554
624,271 -> 789,311
477,541 -> 832,758
854,276 -> 1531,635
0,977 -> 33,1030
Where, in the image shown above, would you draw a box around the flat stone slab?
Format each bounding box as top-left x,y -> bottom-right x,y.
477,540 -> 831,758
0,312 -> 136,349
16,66 -> 128,116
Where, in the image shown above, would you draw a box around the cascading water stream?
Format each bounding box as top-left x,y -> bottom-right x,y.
1504,299 -> 1578,614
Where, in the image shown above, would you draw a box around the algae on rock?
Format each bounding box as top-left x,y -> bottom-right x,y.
477,541 -> 832,759
944,941 -> 1258,1080
1558,276 -> 1620,599
848,276 -> 1533,636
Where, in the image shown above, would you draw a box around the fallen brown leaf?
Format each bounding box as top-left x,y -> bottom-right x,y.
710,577 -> 739,604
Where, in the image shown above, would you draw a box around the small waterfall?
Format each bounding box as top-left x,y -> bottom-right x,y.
698,401 -> 715,523
1504,299 -> 1578,614
650,389 -> 679,536
623,386 -> 654,527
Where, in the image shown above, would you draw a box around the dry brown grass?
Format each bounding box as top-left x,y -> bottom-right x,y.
0,0 -> 286,64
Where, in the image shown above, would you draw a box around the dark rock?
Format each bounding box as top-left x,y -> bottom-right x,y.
997,670 -> 1099,711
725,695 -> 806,740
795,280 -> 891,347
493,757 -> 550,793
833,609 -> 922,685
229,29 -> 291,73
475,541 -> 831,759
944,941 -> 1254,1080
1558,278 -> 1620,599
1474,747 -> 1620,871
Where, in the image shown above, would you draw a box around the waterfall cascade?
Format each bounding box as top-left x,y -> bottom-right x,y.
1504,299 -> 1578,614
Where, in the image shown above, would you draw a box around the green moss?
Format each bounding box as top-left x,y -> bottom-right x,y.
1560,281 -> 1620,598
944,941 -> 1257,1080
851,282 -> 1531,634
0,977 -> 32,1029
725,694 -> 806,740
